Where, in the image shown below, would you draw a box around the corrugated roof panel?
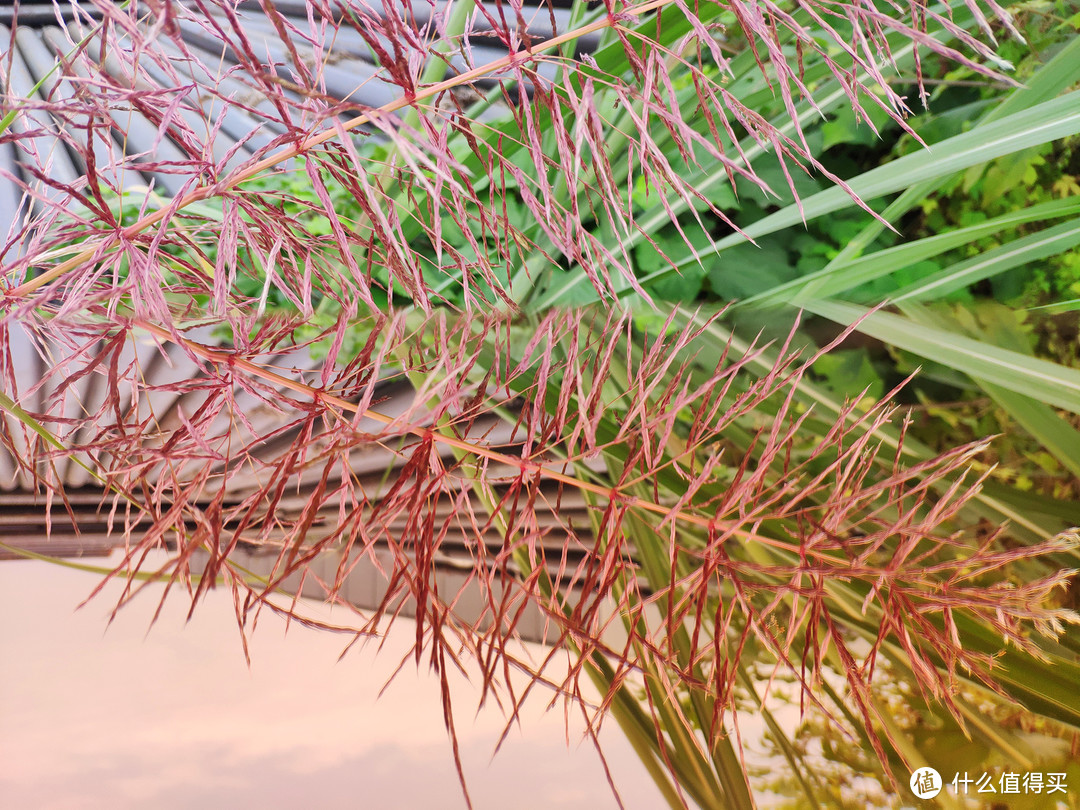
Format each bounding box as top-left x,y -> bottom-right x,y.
0,0 -> 603,581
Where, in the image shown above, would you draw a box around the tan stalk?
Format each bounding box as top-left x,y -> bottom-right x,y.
130,318 -> 829,557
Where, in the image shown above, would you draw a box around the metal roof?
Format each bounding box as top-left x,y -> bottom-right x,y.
0,2 -> 600,595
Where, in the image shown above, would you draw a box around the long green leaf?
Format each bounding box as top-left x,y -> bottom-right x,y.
544,89 -> 1080,308
667,306 -> 1069,542
804,299 -> 1080,415
740,196 -> 1080,307
892,217 -> 1080,302
708,91 -> 1080,251
825,576 -> 1080,731
1026,297 -> 1080,314
982,383 -> 1080,481
820,33 -> 1080,270
898,303 -> 1080,482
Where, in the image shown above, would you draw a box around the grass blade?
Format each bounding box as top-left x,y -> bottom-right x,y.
803,299 -> 1080,415
891,217 -> 1080,303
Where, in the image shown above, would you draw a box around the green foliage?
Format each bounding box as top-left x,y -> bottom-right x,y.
15,0 -> 1080,807
137,7 -> 1080,798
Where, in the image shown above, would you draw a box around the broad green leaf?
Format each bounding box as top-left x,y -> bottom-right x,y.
665,306 -> 1068,543
983,35 -> 1080,124
700,36 -> 1080,293
826,575 -> 1080,731
955,616 -> 1080,731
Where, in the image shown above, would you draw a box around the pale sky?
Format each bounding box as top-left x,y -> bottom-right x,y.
0,554 -> 666,810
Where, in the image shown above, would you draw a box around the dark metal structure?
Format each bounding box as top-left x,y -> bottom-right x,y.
0,0 -> 583,220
